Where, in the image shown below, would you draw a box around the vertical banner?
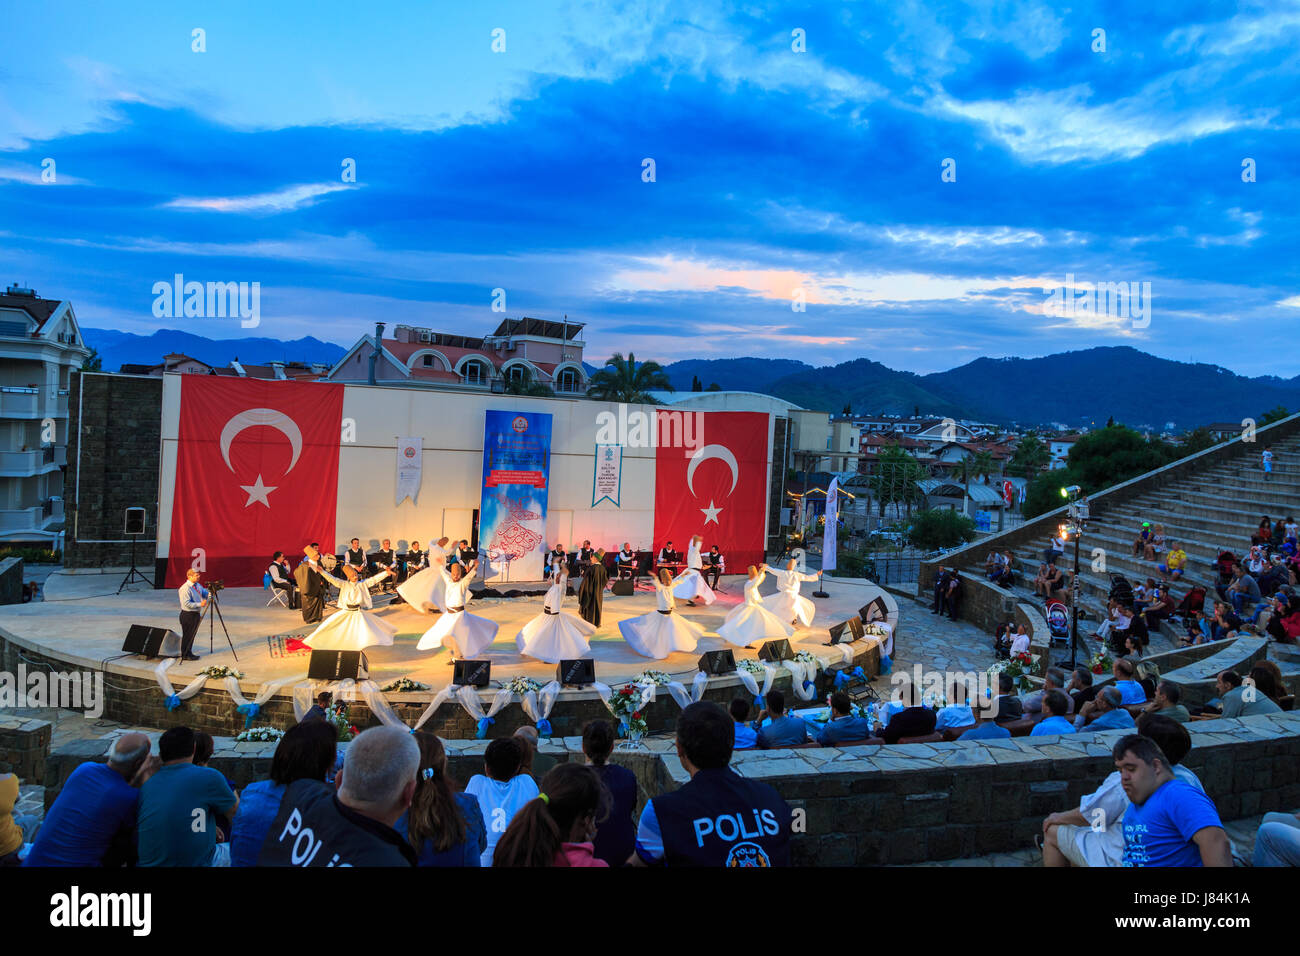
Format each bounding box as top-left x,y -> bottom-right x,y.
592,443 -> 622,507
653,410 -> 768,571
480,410 -> 552,581
823,476 -> 839,572
396,436 -> 423,505
166,377 -> 344,587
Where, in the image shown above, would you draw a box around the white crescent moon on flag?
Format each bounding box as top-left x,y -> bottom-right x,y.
219,408 -> 303,474
686,444 -> 739,497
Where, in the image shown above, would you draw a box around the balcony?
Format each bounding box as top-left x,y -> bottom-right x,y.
0,447 -> 65,476
0,385 -> 71,420
0,506 -> 42,533
42,497 -> 64,526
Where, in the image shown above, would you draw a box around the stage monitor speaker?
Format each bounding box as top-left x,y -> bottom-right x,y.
124,507 -> 147,536
610,577 -> 634,597
859,597 -> 889,624
453,660 -> 491,688
698,649 -> 736,675
828,616 -> 864,645
757,638 -> 793,663
308,650 -> 370,682
557,658 -> 595,687
121,624 -> 175,658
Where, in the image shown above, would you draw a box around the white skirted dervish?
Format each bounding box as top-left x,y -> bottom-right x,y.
619,568 -> 705,659
764,559 -> 821,627
670,534 -> 717,606
302,566 -> 397,651
415,560 -> 499,659
397,536 -> 451,613
716,565 -> 794,648
515,569 -> 596,663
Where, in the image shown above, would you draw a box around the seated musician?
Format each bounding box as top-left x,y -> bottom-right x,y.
457,539 -> 476,566
345,538 -> 367,572
406,541 -> 428,575
658,540 -> 679,567
545,543 -> 567,576
704,545 -> 724,589
615,542 -> 637,578
268,551 -> 295,598
374,538 -> 399,593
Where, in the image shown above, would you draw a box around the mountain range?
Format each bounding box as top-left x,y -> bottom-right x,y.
81,328 -> 1296,430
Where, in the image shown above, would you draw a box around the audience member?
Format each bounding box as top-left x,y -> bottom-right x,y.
1073,686 -> 1136,732
754,689 -> 811,748
730,698 -> 758,750
815,691 -> 873,745
395,732 -> 486,867
493,763 -> 609,867
1217,669 -> 1282,717
514,726 -> 558,781
465,738 -> 539,867
1112,657 -> 1147,705
881,704 -> 937,745
1023,667 -> 1073,715
582,720 -> 637,866
1067,667 -> 1097,712
0,772 -> 36,865
1142,681 -> 1190,724
1029,690 -> 1077,736
1252,812 -> 1300,867
137,727 -> 238,867
302,692 -> 333,723
991,673 -> 1024,724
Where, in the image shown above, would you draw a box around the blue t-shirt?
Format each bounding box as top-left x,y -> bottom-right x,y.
25,762 -> 140,867
393,792 -> 487,867
1030,715 -> 1077,736
1122,779 -> 1223,867
1115,680 -> 1146,705
1085,708 -> 1137,732
733,722 -> 758,750
137,762 -> 237,867
228,779 -> 286,868
958,722 -> 1011,740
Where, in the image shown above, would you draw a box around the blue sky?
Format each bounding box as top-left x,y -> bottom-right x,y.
2,0 -> 1298,374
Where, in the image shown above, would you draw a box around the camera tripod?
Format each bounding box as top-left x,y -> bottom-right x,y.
202,585 -> 239,661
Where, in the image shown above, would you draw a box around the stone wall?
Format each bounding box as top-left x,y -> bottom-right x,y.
0,556 -> 23,605
64,372 -> 164,571
0,716 -> 52,783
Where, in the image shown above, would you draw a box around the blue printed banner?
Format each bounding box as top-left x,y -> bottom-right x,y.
592,443 -> 622,507
480,410 -> 552,581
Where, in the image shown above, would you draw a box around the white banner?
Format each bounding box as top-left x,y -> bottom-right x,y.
592,443 -> 622,506
396,436 -> 423,505
823,476 -> 839,572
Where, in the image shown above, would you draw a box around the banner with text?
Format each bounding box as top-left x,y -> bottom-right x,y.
592,443 -> 622,507
396,436 -> 423,505
479,410 -> 552,581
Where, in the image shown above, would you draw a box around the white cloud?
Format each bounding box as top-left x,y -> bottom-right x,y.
162,182 -> 354,214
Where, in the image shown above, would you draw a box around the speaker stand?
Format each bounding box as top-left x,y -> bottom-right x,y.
117,534 -> 151,594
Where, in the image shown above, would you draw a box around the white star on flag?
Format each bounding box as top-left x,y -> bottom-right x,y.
240,473 -> 277,508
701,499 -> 722,524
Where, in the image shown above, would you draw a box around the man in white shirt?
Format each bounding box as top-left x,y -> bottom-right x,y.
177,569 -> 208,661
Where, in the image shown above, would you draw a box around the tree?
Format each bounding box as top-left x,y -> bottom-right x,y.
504,378 -> 554,397
706,382 -> 721,391
908,508 -> 977,551
585,352 -> 673,404
957,450 -> 996,483
1259,405 -> 1290,426
842,403 -> 852,416
867,444 -> 927,518
81,347 -> 102,372
691,375 -> 702,392
1180,426 -> 1217,455
1007,432 -> 1050,478
1022,426 -> 1179,518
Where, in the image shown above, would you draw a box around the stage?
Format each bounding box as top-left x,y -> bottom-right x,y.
0,570 -> 894,737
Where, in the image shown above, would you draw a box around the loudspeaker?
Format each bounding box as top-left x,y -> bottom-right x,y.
307,650 -> 370,682
610,577 -> 634,596
828,616 -> 864,645
556,658 -> 596,686
124,507 -> 146,536
453,660 -> 491,687
121,624 -> 175,658
859,597 -> 889,624
698,649 -> 736,675
757,638 -> 793,662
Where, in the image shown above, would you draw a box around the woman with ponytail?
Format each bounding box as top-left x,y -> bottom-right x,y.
492,763 -> 609,867
394,732 -> 487,867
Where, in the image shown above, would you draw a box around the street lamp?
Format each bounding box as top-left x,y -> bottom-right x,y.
1057,487 -> 1088,670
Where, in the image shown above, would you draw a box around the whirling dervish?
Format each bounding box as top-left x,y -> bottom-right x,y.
515,568 -> 596,664
415,560 -> 500,659
716,565 -> 795,648
670,534 -> 716,606
397,536 -> 452,613
618,568 -> 704,659
302,565 -> 397,651
764,559 -> 821,628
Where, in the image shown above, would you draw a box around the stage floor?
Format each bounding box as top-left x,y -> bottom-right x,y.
3,571 -> 892,693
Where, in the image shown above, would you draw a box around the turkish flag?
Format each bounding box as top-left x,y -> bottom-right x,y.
166,377 -> 344,587
653,410 -> 769,571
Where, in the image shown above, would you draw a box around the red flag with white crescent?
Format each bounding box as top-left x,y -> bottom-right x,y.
166,377 -> 343,587
653,410 -> 768,571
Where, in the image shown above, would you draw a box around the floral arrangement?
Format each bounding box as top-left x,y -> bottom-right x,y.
329,702 -> 360,742
813,696 -> 866,722
921,690 -> 948,710
633,669 -> 672,687
1089,650 -> 1114,675
792,651 -> 820,667
989,652 -> 1040,694
199,665 -> 244,680
738,659 -> 767,676
380,677 -> 429,693
608,684 -> 648,737
236,726 -> 284,742
504,676 -> 542,696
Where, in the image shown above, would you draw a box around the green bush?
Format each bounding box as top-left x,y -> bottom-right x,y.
829,551 -> 876,579
0,547 -> 61,564
906,509 -> 977,552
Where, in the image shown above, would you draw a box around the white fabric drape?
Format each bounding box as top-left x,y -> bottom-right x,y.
782,659 -> 820,701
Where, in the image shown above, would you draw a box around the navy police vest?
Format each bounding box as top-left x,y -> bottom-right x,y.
651,767 -> 791,867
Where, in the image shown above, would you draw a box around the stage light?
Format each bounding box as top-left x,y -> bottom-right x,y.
1060,484 -> 1081,498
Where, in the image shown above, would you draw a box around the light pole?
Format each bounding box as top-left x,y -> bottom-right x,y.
1057,485 -> 1088,670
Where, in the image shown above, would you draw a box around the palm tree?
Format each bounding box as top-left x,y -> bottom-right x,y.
585,352 -> 673,403
504,378 -> 554,397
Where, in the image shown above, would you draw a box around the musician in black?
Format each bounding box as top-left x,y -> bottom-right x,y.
405,541 -> 428,575
375,539 -> 399,593
703,545 -> 725,589
546,543 -> 567,576
345,538 -> 367,572
615,542 -> 637,578
658,541 -> 679,566
457,539 -> 476,566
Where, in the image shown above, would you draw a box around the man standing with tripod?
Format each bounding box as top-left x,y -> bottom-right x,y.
177,569 -> 208,661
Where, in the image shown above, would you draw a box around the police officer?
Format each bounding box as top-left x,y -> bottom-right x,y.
629,701 -> 792,866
